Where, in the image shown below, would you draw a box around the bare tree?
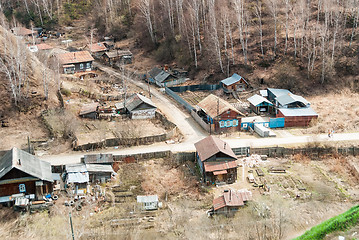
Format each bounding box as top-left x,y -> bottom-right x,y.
138,0 -> 156,43
254,0 -> 264,59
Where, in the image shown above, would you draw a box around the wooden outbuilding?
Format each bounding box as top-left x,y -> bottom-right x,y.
85,42 -> 108,57
125,93 -> 157,119
79,102 -> 99,119
213,189 -> 252,215
0,148 -> 53,204
195,136 -> 238,184
58,51 -> 94,74
221,73 -> 249,93
247,94 -> 274,114
102,50 -> 133,66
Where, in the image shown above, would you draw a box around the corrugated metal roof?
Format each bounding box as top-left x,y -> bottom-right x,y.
275,94 -> 309,106
149,67 -> 162,78
247,94 -> 273,107
11,27 -> 36,36
84,154 -> 113,164
115,102 -> 125,110
79,102 -> 99,115
221,73 -> 247,86
85,164 -> 114,173
125,93 -> 156,112
204,161 -> 237,172
36,43 -> 53,50
58,51 -> 94,65
87,42 -> 107,52
195,136 -> 237,162
197,94 -> 243,119
0,147 -> 53,182
213,170 -> 228,175
137,195 -> 158,203
213,189 -> 252,211
267,88 -> 291,98
52,173 -> 61,181
65,163 -> 89,183
148,67 -> 174,83
278,107 -> 318,117
213,195 -> 226,211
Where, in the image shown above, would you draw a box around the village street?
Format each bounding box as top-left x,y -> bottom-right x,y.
35,62 -> 359,166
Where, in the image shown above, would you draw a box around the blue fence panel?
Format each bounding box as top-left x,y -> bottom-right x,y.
165,87 -> 194,113
269,118 -> 285,128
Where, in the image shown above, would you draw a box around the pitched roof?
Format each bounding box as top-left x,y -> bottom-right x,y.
278,107 -> 318,117
85,164 -> 114,173
275,93 -> 309,106
221,73 -> 248,86
0,147 -> 53,182
197,94 -> 243,119
204,161 -> 237,172
213,189 -> 252,211
36,43 -> 53,50
104,50 -> 132,58
259,90 -> 268,97
247,94 -> 273,107
65,163 -> 89,183
11,27 -> 36,36
148,67 -> 174,83
58,51 -> 94,65
267,88 -> 291,98
194,136 -> 237,162
125,93 -> 156,112
79,102 -> 99,116
87,42 -> 107,52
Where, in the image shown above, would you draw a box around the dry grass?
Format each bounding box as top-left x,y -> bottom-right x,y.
304,89 -> 359,134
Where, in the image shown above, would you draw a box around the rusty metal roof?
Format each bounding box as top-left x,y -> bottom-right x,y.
213,170 -> 228,175
79,102 -> 99,116
0,147 -> 53,182
213,189 -> 252,211
36,43 -> 53,50
87,42 -> 107,52
204,161 -> 237,172
197,94 -> 243,119
58,51 -> 94,65
194,136 -> 237,162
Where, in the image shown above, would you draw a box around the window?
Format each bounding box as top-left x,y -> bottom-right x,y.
86,62 -> 91,69
219,121 -> 225,128
242,123 -> 248,128
226,120 -> 232,127
80,63 -> 84,69
233,119 -> 239,127
19,184 -> 26,193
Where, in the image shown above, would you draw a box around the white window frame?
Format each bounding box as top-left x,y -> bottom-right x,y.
80,63 -> 84,69
226,120 -> 232,127
233,119 -> 239,127
219,121 -> 225,128
86,62 -> 91,69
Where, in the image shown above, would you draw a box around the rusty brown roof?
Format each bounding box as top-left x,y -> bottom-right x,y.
197,94 -> 243,119
58,51 -> 94,65
204,161 -> 237,172
79,102 -> 99,116
194,136 -> 237,162
213,189 -> 252,211
11,27 -> 36,36
87,42 -> 107,52
36,43 -> 53,50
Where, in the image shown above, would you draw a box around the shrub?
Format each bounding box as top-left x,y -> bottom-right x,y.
60,88 -> 71,97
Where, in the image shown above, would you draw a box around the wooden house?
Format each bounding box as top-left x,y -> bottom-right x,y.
125,93 -> 157,119
195,136 -> 238,184
247,94 -> 274,114
194,94 -> 244,133
221,73 -> 249,93
137,195 -> 159,211
79,102 -> 99,119
85,42 -> 108,58
0,147 -> 53,204
11,27 -> 37,37
58,51 -> 94,74
64,164 -> 89,195
102,50 -> 133,66
148,67 -> 177,87
212,189 -> 252,215
85,164 -> 114,183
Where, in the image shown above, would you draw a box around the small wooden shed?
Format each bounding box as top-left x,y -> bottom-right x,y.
247,94 -> 274,114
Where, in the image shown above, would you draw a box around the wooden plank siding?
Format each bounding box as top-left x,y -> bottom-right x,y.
277,111 -> 318,127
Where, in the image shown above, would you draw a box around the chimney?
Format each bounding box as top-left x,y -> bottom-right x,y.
224,143 -> 226,149
73,52 -> 76,59
18,159 -> 21,165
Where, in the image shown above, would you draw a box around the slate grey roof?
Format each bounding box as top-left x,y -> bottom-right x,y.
278,107 -> 318,117
275,94 -> 309,106
85,164 -> 114,173
65,163 -> 89,184
259,90 -> 268,97
137,195 -> 158,203
125,93 -> 156,112
221,73 -> 248,86
148,67 -> 174,83
267,88 -> 291,98
115,102 -> 125,110
0,147 -> 53,182
247,94 -> 273,107
104,50 -> 132,59
52,173 -> 61,181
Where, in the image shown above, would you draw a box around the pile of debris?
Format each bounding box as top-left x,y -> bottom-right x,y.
242,154 -> 267,168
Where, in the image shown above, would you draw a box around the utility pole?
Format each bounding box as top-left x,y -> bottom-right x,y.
147,69 -> 151,98
69,212 -> 75,240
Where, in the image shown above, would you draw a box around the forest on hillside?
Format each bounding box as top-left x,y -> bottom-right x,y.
0,0 -> 359,89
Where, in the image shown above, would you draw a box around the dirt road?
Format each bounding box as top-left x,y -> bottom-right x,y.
38,63 -> 359,165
